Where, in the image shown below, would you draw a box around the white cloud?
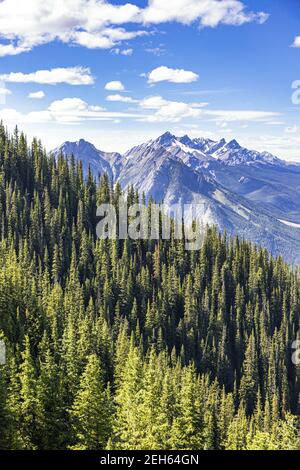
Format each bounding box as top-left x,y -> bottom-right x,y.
0,97 -> 143,125
0,108 -> 53,124
190,101 -> 209,108
106,94 -> 138,103
291,37 -> 300,48
141,0 -> 268,27
140,94 -> 204,122
146,102 -> 201,122
205,110 -> 281,122
217,121 -> 228,129
95,28 -> 145,42
105,94 -> 208,122
28,91 -> 45,99
0,43 -> 30,57
70,31 -> 114,49
70,29 -> 145,49
145,45 -> 166,56
48,97 -> 101,114
0,67 -> 94,85
0,0 -> 268,56
147,66 -> 199,84
140,95 -> 169,109
2,92 -> 206,126
284,125 -> 300,134
112,48 -> 133,56
263,121 -> 285,126
137,102 -> 281,126
241,133 -> 300,162
0,0 -> 144,56
104,80 -> 125,91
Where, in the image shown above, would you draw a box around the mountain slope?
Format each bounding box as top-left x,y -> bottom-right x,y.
51,133 -> 300,264
51,139 -> 122,181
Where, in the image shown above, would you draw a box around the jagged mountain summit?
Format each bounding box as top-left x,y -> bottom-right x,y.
52,138 -> 122,181
51,132 -> 300,264
133,132 -> 286,166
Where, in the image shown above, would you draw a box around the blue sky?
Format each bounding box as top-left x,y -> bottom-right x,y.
0,0 -> 300,159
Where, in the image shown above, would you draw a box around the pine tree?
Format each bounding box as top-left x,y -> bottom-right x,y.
0,126 -> 298,450
170,365 -> 203,450
225,406 -> 248,450
17,336 -> 39,449
69,354 -> 112,450
239,333 -> 258,414
114,342 -> 144,449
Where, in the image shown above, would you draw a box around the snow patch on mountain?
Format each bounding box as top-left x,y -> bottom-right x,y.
212,189 -> 250,220
51,132 -> 300,264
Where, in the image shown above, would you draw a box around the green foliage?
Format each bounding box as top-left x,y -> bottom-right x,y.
69,354 -> 112,450
0,123 -> 299,450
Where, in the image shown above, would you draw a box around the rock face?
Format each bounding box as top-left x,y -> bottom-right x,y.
52,139 -> 122,181
51,133 -> 300,264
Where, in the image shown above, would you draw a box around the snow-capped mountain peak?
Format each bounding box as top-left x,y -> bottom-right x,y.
225,139 -> 241,150
51,139 -> 122,180
156,131 -> 177,146
51,132 -> 300,264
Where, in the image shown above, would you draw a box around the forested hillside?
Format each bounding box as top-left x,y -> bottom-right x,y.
0,124 -> 299,450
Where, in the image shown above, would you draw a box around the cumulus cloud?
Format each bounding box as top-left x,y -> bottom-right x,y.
48,97 -> 103,114
140,95 -> 169,109
0,67 -> 94,85
70,31 -> 114,49
138,97 -> 279,124
0,97 -> 142,125
2,92 -> 207,125
106,94 -> 138,103
139,94 -> 205,122
291,36 -> 300,48
145,102 -> 201,122
147,66 -> 199,84
0,0 -> 268,56
28,91 -> 45,99
70,29 -> 145,49
141,0 -> 268,27
104,81 -> 125,91
0,108 -> 53,124
0,43 -> 31,57
0,0 -> 144,56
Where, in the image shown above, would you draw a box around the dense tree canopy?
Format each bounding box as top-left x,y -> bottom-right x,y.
0,123 -> 299,450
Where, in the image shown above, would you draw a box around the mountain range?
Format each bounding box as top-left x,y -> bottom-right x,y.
51,132 -> 300,264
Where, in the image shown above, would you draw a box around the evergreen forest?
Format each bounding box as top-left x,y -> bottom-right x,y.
0,124 -> 299,450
